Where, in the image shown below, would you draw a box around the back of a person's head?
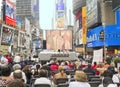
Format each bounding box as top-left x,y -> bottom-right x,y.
74,71 -> 87,82
36,64 -> 40,70
1,65 -> 11,76
103,77 -> 113,87
39,69 -> 48,77
101,70 -> 113,78
13,70 -> 22,80
58,66 -> 65,76
94,62 -> 97,65
13,64 -> 21,71
6,80 -> 25,87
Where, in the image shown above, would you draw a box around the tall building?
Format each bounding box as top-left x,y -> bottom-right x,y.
16,0 -> 40,28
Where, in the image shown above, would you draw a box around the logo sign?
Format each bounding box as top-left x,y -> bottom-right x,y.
56,0 -> 64,11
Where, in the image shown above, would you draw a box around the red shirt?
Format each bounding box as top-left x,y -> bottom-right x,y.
50,64 -> 58,71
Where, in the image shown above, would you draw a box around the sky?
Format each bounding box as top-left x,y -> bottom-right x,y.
39,0 -> 74,30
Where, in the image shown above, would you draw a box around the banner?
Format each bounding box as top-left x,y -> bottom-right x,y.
82,6 -> 87,44
93,49 -> 103,64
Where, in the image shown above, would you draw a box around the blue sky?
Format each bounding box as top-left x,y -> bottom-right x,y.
39,0 -> 74,30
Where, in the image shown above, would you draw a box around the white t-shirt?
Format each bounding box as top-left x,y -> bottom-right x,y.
112,74 -> 120,83
69,81 -> 90,87
98,83 -> 117,87
13,55 -> 21,63
34,77 -> 51,85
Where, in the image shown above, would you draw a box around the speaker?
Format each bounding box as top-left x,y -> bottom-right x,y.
43,40 -> 46,49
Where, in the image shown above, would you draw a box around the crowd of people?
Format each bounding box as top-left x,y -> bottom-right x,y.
0,53 -> 120,87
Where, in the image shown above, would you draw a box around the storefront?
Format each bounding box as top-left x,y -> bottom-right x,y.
87,25 -> 120,55
0,24 -> 15,54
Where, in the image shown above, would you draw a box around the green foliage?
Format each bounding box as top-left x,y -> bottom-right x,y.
105,57 -> 112,64
113,57 -> 120,67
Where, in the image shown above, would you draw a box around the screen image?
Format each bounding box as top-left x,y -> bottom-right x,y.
46,30 -> 72,50
5,0 -> 16,26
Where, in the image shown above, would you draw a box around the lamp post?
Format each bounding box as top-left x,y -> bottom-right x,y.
103,23 -> 106,59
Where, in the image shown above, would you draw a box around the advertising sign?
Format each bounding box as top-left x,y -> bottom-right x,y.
82,6 -> 87,44
87,26 -> 104,47
1,27 -> 14,45
56,0 -> 66,29
86,0 -> 101,28
5,0 -> 16,26
112,0 -> 120,11
32,0 -> 39,19
0,0 -> 2,21
105,25 -> 120,46
16,18 -> 21,28
19,32 -> 25,47
56,12 -> 65,28
33,40 -> 41,49
79,29 -> 82,45
56,0 -> 65,11
87,25 -> 120,47
46,30 -> 72,50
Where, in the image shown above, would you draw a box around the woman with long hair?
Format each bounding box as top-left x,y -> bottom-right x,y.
53,66 -> 67,83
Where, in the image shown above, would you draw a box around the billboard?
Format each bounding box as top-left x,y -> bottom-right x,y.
56,0 -> 65,11
56,12 -> 65,28
87,25 -> 120,47
32,0 -> 39,19
46,30 -> 72,50
1,27 -> 14,45
0,0 -> 2,21
16,18 -> 21,28
86,0 -> 101,28
56,0 -> 66,29
112,0 -> 120,11
82,6 -> 87,44
5,0 -> 16,26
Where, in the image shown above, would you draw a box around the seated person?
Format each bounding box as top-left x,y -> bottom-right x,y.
10,64 -> 27,83
0,65 -> 13,86
69,71 -> 90,87
6,79 -> 25,87
98,77 -> 117,87
13,70 -> 24,82
34,69 -> 53,86
84,64 -> 95,75
53,66 -> 67,83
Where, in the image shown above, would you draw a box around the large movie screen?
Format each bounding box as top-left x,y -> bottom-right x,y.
46,30 -> 72,50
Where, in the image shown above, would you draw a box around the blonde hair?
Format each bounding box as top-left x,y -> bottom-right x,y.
74,71 -> 87,82
58,66 -> 65,76
75,61 -> 81,69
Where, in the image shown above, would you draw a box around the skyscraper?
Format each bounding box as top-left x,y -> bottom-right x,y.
16,0 -> 40,28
